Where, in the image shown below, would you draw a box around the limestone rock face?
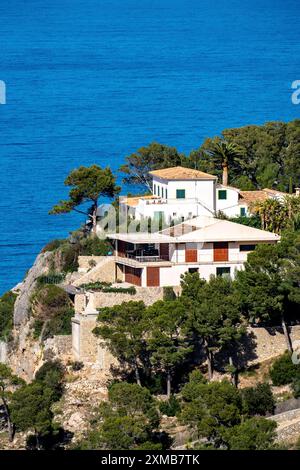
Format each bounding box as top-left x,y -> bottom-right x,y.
13,251 -> 52,326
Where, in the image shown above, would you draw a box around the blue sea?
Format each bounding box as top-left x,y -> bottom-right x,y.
0,0 -> 299,294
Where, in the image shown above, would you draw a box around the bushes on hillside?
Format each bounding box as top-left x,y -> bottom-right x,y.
269,353 -> 300,386
241,383 -> 275,416
0,291 -> 17,341
42,234 -> 113,273
31,285 -> 74,341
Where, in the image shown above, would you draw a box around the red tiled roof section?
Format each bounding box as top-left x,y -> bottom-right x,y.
149,166 -> 217,180
239,191 -> 269,205
239,188 -> 288,206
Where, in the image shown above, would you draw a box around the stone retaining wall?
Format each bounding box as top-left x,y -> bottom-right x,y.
247,325 -> 300,364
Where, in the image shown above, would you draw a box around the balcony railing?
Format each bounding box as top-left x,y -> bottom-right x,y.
125,252 -> 170,263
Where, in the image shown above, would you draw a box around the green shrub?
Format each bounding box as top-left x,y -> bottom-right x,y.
159,395 -> 181,417
79,237 -> 112,256
79,281 -> 112,290
242,383 -> 275,416
0,291 -> 17,340
269,353 -> 300,386
79,282 -> 136,295
36,273 -> 65,286
102,286 -> 136,295
163,287 -> 176,301
31,285 -> 74,341
70,361 -> 84,371
60,243 -> 80,272
41,239 -> 64,253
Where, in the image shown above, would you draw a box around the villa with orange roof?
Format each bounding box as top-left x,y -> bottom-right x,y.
116,166 -> 293,223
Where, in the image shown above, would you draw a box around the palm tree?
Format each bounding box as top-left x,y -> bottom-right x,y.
252,196 -> 300,234
206,140 -> 244,186
251,199 -> 287,234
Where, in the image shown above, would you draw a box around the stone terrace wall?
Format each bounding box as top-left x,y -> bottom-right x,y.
74,286 -> 171,313
78,256 -> 107,272
248,325 -> 300,364
73,257 -> 116,286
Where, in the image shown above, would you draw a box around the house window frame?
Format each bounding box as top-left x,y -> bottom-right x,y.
176,189 -> 186,199
216,267 -> 231,278
239,244 -> 256,252
218,190 -> 227,200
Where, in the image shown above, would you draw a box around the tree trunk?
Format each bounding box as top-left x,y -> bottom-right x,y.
134,363 -> 141,386
229,356 -> 238,388
92,201 -> 98,234
1,398 -> 14,442
281,314 -> 293,353
35,430 -> 41,450
222,163 -> 228,186
205,341 -> 213,380
166,371 -> 171,398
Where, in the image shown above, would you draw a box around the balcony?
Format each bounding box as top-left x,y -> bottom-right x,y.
116,246 -> 172,267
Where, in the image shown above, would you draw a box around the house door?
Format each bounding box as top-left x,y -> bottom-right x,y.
213,242 -> 229,262
147,267 -> 160,287
125,266 -> 142,286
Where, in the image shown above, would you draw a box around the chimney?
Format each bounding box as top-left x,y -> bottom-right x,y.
295,188 -> 300,197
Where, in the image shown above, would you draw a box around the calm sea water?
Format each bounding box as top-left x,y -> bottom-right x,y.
0,0 -> 299,294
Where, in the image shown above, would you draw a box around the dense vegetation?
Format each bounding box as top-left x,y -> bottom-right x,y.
1,361 -> 65,449
120,120 -> 300,193
0,291 -> 17,341
30,285 -> 74,341
42,232 -> 113,273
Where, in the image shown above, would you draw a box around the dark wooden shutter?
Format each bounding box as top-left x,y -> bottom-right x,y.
160,243 -> 169,260
213,242 -> 229,262
147,267 -> 160,287
185,248 -> 197,262
125,266 -> 142,286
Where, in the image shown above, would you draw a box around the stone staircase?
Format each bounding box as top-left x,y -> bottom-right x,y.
72,256 -> 116,287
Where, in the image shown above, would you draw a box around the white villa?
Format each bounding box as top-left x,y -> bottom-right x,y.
108,215 -> 280,287
118,166 -> 290,222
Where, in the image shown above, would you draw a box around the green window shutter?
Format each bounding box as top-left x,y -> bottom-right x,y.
240,207 -> 246,216
218,190 -> 227,200
176,189 -> 186,199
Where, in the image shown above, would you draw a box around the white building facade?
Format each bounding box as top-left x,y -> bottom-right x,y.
108,216 -> 280,288
116,166 -> 289,222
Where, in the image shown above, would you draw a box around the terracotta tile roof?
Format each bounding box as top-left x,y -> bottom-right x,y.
149,166 -> 217,180
239,191 -> 269,206
239,188 -> 288,206
263,188 -> 288,197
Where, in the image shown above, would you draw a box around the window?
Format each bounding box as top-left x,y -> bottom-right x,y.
240,207 -> 246,217
218,190 -> 227,200
216,267 -> 231,278
240,244 -> 256,252
153,184 -> 156,195
176,189 -> 185,199
188,268 -> 199,274
166,189 -> 168,199
173,212 -> 177,217
157,186 -> 160,196
162,187 -> 164,198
